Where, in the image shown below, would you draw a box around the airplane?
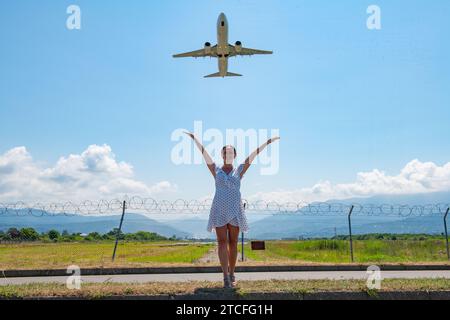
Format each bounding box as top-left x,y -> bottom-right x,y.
173,13 -> 273,78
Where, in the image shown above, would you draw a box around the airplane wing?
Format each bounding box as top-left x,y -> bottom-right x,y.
173,46 -> 216,58
228,45 -> 273,57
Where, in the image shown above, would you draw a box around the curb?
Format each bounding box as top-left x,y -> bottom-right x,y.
2,291 -> 450,300
2,264 -> 450,278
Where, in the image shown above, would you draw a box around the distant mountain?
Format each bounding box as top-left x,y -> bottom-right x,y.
0,213 -> 191,239
152,216 -> 211,239
245,192 -> 450,239
247,214 -> 445,239
1,192 -> 448,240
154,215 -> 269,239
325,191 -> 450,206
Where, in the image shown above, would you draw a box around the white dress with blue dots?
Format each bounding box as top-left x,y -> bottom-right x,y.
207,163 -> 249,233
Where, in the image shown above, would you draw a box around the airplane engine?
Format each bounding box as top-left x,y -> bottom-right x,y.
235,41 -> 242,53
204,42 -> 211,54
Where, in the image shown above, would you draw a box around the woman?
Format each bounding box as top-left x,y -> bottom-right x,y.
184,132 -> 280,288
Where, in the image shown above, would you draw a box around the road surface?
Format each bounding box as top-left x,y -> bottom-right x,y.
1,270 -> 450,285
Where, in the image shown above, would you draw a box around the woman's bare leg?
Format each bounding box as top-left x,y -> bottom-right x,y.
215,225 -> 229,277
227,224 -> 240,276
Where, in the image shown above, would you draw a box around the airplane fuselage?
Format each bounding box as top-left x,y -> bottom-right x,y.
173,12 -> 272,78
216,13 -> 230,76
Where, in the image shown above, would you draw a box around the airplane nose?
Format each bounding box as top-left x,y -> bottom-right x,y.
218,13 -> 227,26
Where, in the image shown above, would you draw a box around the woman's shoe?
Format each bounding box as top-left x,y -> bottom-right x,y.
223,274 -> 232,289
229,274 -> 237,287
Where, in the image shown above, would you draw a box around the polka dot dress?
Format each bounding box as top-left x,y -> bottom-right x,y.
207,163 -> 249,233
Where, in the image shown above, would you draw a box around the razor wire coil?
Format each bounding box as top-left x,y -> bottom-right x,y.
0,197 -> 449,217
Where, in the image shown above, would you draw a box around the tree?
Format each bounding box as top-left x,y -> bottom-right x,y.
20,228 -> 40,241
124,231 -> 167,241
86,232 -> 102,241
169,234 -> 177,241
48,229 -> 61,241
106,228 -> 124,240
7,228 -> 21,240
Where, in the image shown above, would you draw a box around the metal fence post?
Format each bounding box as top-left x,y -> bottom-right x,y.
241,202 -> 246,262
241,232 -> 245,262
444,207 -> 449,261
348,205 -> 355,263
112,200 -> 127,262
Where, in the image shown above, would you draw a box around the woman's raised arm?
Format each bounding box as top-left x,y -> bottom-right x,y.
240,136 -> 280,178
184,132 -> 216,178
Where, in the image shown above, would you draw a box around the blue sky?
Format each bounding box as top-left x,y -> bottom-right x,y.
1,0 -> 450,202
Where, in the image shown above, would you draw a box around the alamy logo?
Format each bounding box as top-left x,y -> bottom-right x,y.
366,265 -> 382,290
66,5 -> 81,30
171,121 -> 280,175
367,5 -> 381,30
66,265 -> 81,290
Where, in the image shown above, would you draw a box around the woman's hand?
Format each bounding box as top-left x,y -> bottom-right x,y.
268,136 -> 280,144
183,131 -> 195,140
240,136 -> 280,179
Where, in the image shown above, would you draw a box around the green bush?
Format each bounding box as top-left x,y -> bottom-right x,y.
19,228 -> 40,241
7,228 -> 21,240
124,231 -> 167,241
47,230 -> 61,241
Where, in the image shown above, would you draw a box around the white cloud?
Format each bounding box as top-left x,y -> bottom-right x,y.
247,159 -> 450,204
2,146 -> 449,206
0,145 -> 177,203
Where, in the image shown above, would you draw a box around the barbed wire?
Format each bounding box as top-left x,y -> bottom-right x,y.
0,197 -> 449,217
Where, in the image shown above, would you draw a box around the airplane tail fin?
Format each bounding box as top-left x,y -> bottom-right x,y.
204,72 -> 242,78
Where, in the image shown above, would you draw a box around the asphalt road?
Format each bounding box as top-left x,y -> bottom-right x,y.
1,270 -> 450,285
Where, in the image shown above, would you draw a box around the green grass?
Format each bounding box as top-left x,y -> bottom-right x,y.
0,241 -> 214,270
0,239 -> 449,271
243,239 -> 449,263
1,279 -> 450,299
